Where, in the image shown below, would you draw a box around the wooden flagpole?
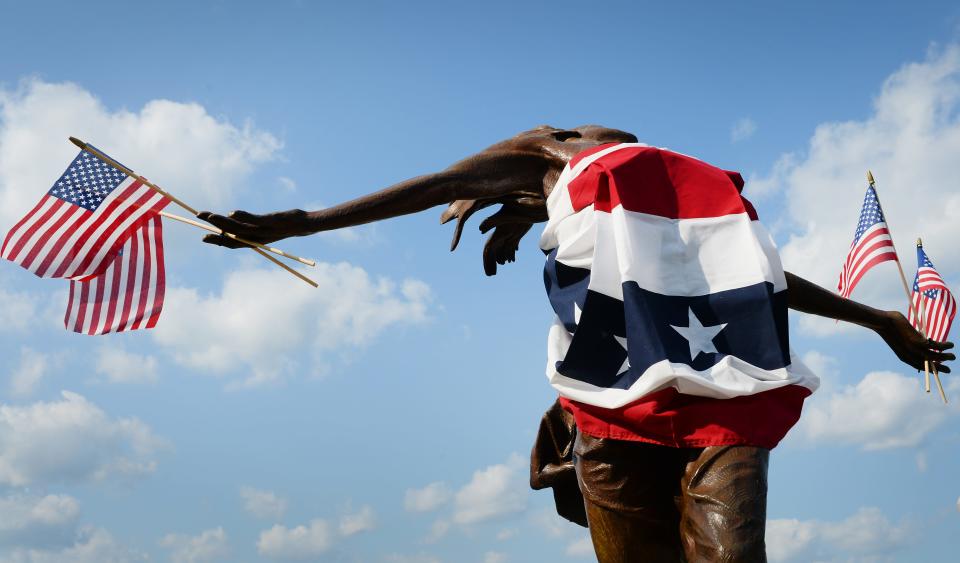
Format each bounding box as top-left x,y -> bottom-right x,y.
867,172 -> 940,396
914,238 -> 932,393
867,172 -> 921,322
68,137 -> 317,269
160,211 -> 318,287
916,238 -> 948,403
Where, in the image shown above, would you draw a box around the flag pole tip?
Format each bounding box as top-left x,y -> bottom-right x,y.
917,237 -> 923,247
68,137 -> 86,149
867,170 -> 875,185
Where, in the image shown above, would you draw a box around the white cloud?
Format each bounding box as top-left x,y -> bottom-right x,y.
495,528 -> 517,541
159,527 -> 229,563
731,117 -> 758,142
0,277 -> 39,333
0,526 -> 147,563
405,482 -> 452,513
452,453 -> 528,525
256,519 -> 333,559
0,391 -> 165,486
277,176 -> 297,193
423,519 -> 450,544
153,263 -> 431,387
754,45 -> 960,333
339,505 -> 375,537
0,79 -> 281,230
795,370 -> 958,449
8,348 -> 48,397
564,536 -> 594,558
0,493 -> 80,548
94,347 -> 158,385
483,552 -> 507,563
529,508 -> 593,559
239,486 -> 287,520
530,507 -> 592,558
767,507 -> 911,562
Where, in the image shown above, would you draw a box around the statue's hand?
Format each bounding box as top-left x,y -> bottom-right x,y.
875,310 -> 955,373
196,209 -> 313,249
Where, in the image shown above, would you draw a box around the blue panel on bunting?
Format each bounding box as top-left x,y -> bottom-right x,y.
551,279 -> 790,390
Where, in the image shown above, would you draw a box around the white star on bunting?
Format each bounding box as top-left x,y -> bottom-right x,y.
670,307 -> 727,360
614,335 -> 630,375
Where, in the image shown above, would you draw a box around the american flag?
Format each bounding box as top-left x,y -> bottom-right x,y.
837,185 -> 899,298
908,246 -> 956,342
1,148 -> 170,279
65,215 -> 165,335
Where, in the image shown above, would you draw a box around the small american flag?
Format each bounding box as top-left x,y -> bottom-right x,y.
1,148 -> 170,279
837,184 -> 899,298
908,246 -> 956,342
65,215 -> 165,335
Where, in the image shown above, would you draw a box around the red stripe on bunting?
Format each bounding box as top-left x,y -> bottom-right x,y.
566,146 -> 748,219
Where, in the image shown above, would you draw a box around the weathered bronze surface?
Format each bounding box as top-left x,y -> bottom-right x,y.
199,126 -> 954,561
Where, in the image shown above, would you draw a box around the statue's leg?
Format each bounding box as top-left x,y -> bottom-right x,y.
573,432 -> 687,563
678,446 -> 769,562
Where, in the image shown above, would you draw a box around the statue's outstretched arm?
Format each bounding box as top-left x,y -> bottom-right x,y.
197,150 -> 551,249
785,271 -> 954,372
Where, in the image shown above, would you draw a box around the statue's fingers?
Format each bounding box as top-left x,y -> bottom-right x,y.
227,210 -> 265,223
928,350 -> 955,363
928,339 -> 954,350
937,363 -> 951,374
198,211 -> 257,233
201,234 -> 250,249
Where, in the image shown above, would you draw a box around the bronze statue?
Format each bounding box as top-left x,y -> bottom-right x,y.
198,126 -> 953,562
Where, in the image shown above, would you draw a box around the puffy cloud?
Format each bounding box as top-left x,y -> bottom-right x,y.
0,277 -> 40,334
483,552 -> 507,563
0,493 -> 80,548
753,45 -> 960,334
94,347 -> 158,385
339,505 -> 376,537
767,507 -> 911,562
530,507 -> 592,559
731,117 -> 757,142
153,264 -> 431,387
404,482 -> 452,513
564,537 -> 594,558
0,526 -> 147,563
0,391 -> 165,486
8,348 -> 48,397
452,454 -> 528,525
239,486 -> 287,520
0,79 -> 281,230
256,519 -> 333,560
423,519 -> 450,544
159,527 -> 229,563
794,371 -> 959,449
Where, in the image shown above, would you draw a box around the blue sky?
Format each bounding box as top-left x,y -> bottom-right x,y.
2,1 -> 960,561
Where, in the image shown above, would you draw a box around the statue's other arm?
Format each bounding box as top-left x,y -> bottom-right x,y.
197,150 -> 552,248
785,271 -> 954,372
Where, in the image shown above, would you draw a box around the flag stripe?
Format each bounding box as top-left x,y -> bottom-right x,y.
1,197 -> 61,262
47,180 -> 144,278
1,197 -> 51,257
54,180 -> 147,277
146,219 -> 166,329
909,247 -> 956,342
65,216 -> 165,336
66,186 -> 163,278
837,185 -> 897,298
20,202 -> 82,272
32,206 -> 95,277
